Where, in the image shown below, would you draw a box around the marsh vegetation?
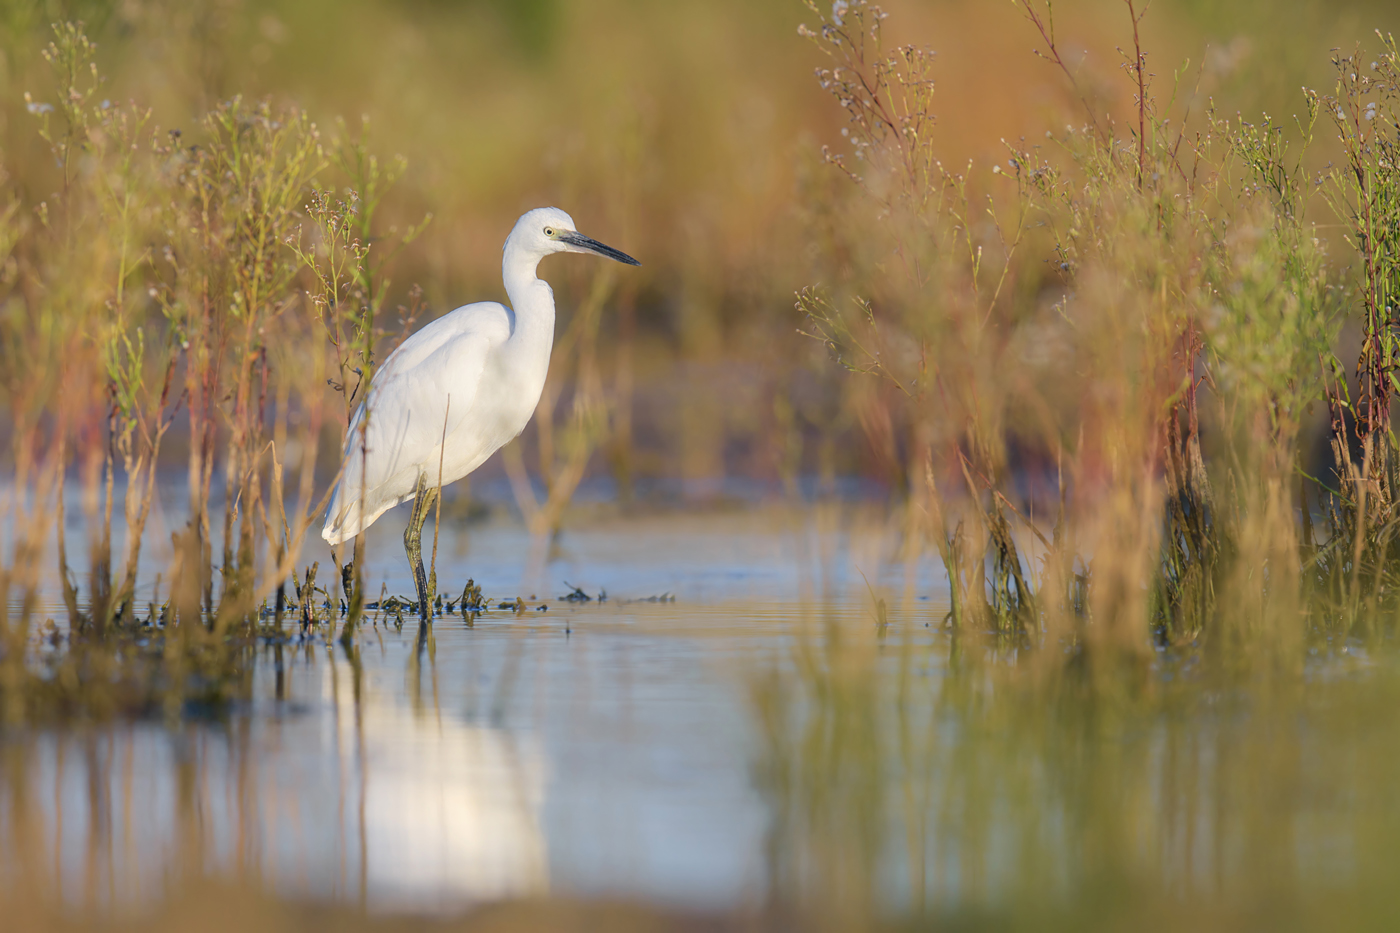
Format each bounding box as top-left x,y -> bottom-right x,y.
5,0 -> 1400,929
800,0 -> 1400,655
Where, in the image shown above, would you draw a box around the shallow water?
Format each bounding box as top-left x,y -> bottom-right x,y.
9,507 -> 1400,928
10,603 -> 805,911
1,505 -> 940,914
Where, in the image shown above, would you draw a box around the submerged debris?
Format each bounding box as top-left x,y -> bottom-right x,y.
296,563 -> 320,629
560,582 -> 593,602
619,593 -> 676,604
458,579 -> 486,615
367,595 -> 417,612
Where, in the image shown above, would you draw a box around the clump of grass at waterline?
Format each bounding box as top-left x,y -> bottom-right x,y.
797,0 -> 1400,664
0,571 -> 504,723
4,619 -> 236,724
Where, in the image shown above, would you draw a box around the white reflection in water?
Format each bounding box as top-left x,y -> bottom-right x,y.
333,671 -> 549,907
4,655 -> 548,912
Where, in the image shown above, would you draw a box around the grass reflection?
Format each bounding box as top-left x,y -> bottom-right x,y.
750,609 -> 1400,929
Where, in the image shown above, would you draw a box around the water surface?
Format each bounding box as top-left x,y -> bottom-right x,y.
8,507 -> 1400,929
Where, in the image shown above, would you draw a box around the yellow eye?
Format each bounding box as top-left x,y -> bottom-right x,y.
543,226 -> 555,237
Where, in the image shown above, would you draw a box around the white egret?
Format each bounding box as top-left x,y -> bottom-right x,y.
322,207 -> 639,617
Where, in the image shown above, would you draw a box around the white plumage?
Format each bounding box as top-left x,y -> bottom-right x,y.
322,207 -> 639,550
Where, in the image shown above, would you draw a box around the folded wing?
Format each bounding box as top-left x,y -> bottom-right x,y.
322,302 -> 511,544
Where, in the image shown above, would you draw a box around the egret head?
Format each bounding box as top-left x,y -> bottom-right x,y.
508,206 -> 640,266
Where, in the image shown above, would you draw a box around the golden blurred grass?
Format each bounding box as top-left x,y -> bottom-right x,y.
5,0 -> 1394,333
1,0 -> 1396,497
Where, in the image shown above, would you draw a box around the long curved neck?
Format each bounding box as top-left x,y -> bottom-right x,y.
502,241 -> 555,354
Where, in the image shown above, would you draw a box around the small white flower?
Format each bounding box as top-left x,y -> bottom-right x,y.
26,100 -> 53,115
832,0 -> 849,26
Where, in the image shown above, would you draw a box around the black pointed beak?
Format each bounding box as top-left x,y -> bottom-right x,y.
559,231 -> 641,266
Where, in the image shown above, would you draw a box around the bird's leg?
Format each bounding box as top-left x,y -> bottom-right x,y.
420,485 -> 440,610
403,474 -> 437,624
